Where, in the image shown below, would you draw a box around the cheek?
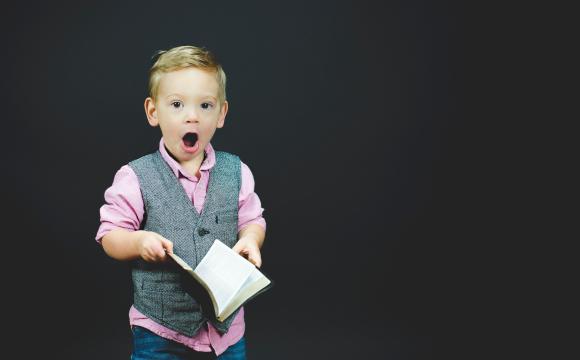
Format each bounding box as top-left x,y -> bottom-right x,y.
200,124 -> 218,138
159,122 -> 179,136
201,111 -> 217,120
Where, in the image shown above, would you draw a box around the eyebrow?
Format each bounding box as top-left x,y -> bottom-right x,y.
165,93 -> 184,99
165,93 -> 217,101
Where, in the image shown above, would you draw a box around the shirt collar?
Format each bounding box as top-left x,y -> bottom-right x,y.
158,138 -> 216,180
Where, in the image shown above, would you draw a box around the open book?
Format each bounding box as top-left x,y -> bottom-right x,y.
167,239 -> 272,322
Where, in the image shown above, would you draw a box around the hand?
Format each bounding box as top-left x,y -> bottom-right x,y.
136,231 -> 173,262
232,236 -> 262,268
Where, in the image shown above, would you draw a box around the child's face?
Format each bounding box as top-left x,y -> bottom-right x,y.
145,67 -> 227,164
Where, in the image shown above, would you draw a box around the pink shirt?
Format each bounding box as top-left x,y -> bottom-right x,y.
96,139 -> 266,356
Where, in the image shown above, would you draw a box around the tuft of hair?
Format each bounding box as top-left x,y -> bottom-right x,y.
148,45 -> 227,104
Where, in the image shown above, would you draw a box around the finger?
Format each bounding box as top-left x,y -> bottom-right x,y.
160,237 -> 174,254
232,242 -> 243,254
248,250 -> 262,268
144,249 -> 158,262
239,248 -> 251,261
148,241 -> 166,261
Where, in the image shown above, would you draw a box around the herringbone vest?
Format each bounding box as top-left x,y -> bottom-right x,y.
129,150 -> 240,336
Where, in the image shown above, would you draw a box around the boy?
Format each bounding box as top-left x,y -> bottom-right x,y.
96,45 -> 266,359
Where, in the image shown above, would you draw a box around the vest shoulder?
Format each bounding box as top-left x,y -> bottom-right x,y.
215,150 -> 240,162
128,151 -> 160,169
214,151 -> 241,168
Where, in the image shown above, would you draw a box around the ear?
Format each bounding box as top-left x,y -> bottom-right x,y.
144,97 -> 159,127
217,100 -> 228,129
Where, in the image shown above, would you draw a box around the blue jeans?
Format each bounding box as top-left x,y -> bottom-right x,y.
131,326 -> 247,360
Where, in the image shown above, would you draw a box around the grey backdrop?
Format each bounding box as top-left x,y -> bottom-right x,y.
0,1 -> 478,359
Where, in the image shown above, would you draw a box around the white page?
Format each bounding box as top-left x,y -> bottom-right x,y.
193,240 -> 255,315
219,267 -> 271,321
241,267 -> 263,289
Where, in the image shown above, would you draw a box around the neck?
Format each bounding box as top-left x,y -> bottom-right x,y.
163,143 -> 206,179
179,151 -> 206,179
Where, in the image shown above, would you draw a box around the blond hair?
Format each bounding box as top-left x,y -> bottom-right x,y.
148,45 -> 227,104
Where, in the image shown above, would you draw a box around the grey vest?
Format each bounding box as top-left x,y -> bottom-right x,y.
128,150 -> 241,336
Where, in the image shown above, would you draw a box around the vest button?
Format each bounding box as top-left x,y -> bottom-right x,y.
198,228 -> 210,236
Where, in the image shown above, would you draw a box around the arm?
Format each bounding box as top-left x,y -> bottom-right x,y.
232,162 -> 267,267
102,228 -> 173,262
233,223 -> 266,268
97,165 -> 173,263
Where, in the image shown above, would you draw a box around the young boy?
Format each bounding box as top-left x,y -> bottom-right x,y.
96,45 -> 266,359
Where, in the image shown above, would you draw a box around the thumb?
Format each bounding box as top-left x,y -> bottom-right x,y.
160,237 -> 174,254
247,249 -> 262,268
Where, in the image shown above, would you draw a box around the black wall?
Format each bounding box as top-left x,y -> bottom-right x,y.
1,1 -> 481,358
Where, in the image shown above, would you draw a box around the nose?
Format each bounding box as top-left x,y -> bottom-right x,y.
184,107 -> 199,123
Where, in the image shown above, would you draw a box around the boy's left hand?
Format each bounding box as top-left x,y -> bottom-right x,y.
232,236 -> 262,268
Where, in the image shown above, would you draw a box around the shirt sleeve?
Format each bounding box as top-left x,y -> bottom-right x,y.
95,165 -> 145,243
238,161 -> 266,232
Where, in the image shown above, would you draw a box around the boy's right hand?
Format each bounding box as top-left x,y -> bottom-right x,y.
136,230 -> 174,262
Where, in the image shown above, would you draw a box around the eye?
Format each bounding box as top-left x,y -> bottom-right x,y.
201,102 -> 214,110
170,100 -> 183,109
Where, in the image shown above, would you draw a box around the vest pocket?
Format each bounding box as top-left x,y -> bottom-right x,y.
168,291 -> 201,312
140,270 -> 180,291
163,290 -> 203,326
213,209 -> 237,225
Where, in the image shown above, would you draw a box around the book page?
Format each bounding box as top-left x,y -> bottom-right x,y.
167,252 -> 193,271
218,267 -> 271,321
193,240 -> 256,316
166,251 -> 221,316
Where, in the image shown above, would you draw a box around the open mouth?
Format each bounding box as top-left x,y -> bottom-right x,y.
182,132 -> 198,148
181,132 -> 199,153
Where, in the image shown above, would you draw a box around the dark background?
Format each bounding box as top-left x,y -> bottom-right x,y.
0,0 -> 503,358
